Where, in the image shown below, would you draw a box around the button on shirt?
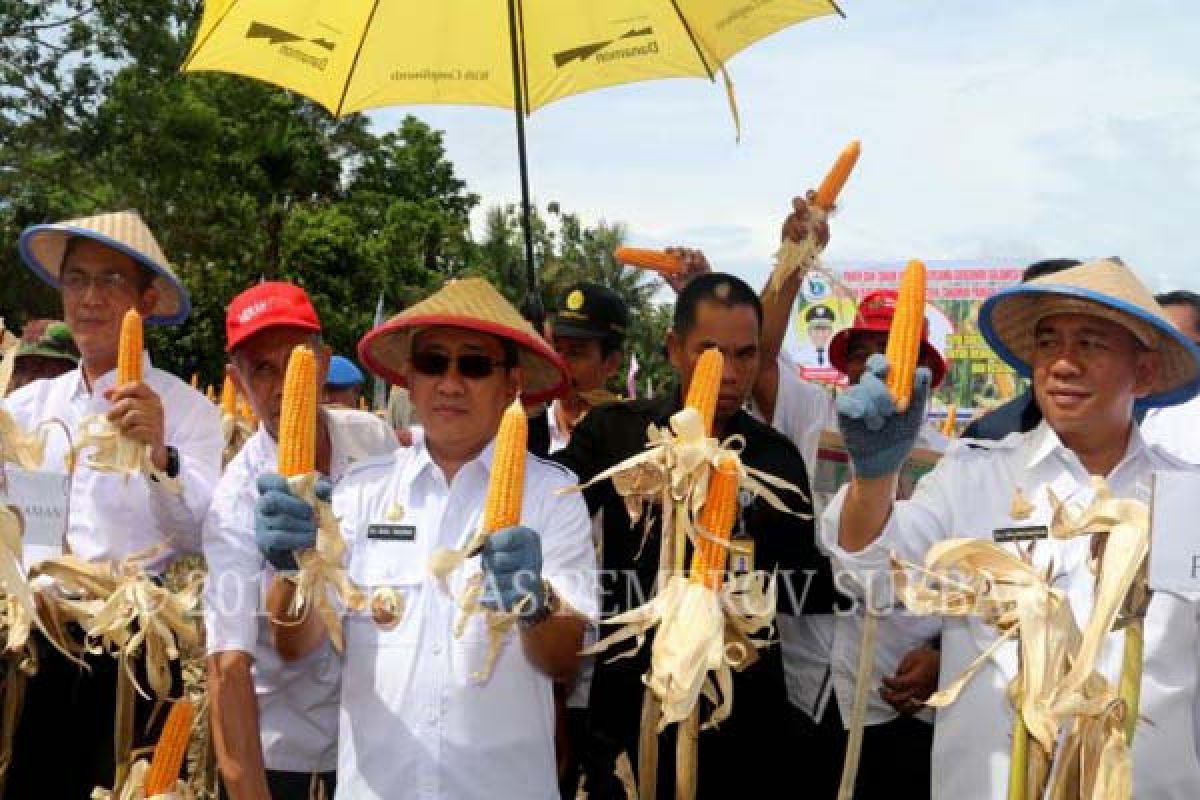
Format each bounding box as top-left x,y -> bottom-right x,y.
203,408 -> 398,773
333,438 -> 599,800
763,353 -> 941,725
2,359 -> 221,572
820,422 -> 1200,799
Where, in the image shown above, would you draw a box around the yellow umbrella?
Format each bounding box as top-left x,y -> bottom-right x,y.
182,0 -> 844,307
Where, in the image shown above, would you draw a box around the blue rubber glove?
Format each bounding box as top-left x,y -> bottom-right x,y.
480,526 -> 545,615
836,354 -> 932,479
255,473 -> 332,571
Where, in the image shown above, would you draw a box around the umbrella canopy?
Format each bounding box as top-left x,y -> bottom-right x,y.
183,0 -> 840,116
182,0 -> 843,316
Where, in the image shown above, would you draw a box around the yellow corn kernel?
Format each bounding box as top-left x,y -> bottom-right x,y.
482,396 -> 528,534
685,348 -> 723,437
813,140 -> 862,211
277,346 -> 318,477
116,309 -> 143,386
220,375 -> 237,416
884,259 -> 927,413
143,699 -> 195,796
689,456 -> 741,590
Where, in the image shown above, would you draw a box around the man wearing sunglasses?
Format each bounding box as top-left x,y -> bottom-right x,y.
252,278 -> 598,800
204,282 -> 397,800
552,272 -> 831,799
3,210 -> 222,797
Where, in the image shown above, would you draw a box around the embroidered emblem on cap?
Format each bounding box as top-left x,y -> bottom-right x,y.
566,290 -> 585,311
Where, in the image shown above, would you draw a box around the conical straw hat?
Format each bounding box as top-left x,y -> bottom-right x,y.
358,278 -> 567,403
18,210 -> 190,325
979,257 -> 1200,408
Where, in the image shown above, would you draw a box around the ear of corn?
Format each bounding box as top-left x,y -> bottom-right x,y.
116,309 -> 143,386
220,375 -> 237,416
613,247 -> 684,276
684,348 -> 723,436
884,259 -> 927,413
277,346 -> 318,477
689,456 -> 740,590
143,699 -> 195,796
482,396 -> 528,534
941,404 -> 957,438
205,384 -> 215,403
813,140 -> 862,210
190,373 -> 198,389
358,396 -> 368,411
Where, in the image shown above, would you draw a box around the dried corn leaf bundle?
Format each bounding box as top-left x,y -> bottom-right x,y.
220,412 -> 253,467
280,473 -> 365,654
68,416 -> 180,492
0,332 -> 48,468
894,529 -> 1135,799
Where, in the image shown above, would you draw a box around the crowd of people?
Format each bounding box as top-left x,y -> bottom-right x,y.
2,199 -> 1200,800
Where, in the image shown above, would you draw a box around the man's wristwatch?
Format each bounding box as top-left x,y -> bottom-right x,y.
518,580 -> 560,631
164,445 -> 180,479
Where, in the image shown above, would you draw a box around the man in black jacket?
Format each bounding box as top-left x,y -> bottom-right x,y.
553,273 -> 841,799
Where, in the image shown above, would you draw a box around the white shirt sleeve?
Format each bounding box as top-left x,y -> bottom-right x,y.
150,374 -> 223,556
772,352 -> 836,478
202,442 -> 265,656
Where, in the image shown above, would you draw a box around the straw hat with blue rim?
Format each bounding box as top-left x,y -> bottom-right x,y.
18,210 -> 191,326
358,277 -> 567,404
979,257 -> 1200,408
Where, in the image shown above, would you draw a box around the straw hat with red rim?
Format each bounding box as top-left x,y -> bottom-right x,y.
18,210 -> 190,325
979,257 -> 1200,408
359,278 -> 567,404
828,289 -> 947,387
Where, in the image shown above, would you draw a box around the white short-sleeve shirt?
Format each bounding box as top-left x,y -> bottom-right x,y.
333,437 -> 598,800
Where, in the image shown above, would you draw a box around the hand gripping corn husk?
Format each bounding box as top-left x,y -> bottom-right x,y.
274,346 -> 364,653
69,311 -> 179,492
428,396 -> 530,682
894,526 -> 1135,800
0,327 -> 49,469
219,375 -> 252,465
765,140 -> 860,297
838,257 -> 929,798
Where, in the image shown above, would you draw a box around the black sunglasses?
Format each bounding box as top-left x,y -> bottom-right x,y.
410,350 -> 512,380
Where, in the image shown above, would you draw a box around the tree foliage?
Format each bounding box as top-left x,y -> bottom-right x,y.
1,1 -> 673,396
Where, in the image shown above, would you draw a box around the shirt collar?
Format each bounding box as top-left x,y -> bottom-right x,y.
1022,417 -> 1149,475
72,350 -> 153,398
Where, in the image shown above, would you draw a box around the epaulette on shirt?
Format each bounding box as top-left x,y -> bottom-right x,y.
528,452 -> 577,483
341,451 -> 396,482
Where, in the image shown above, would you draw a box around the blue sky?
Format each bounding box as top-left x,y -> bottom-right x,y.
370,0 -> 1200,296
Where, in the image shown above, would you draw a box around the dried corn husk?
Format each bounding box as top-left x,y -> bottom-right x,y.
894,525 -> 1136,800
0,335 -> 49,468
585,569 -> 775,732
70,416 -> 180,492
277,473 -> 365,653
90,757 -> 195,800
220,412 -> 253,467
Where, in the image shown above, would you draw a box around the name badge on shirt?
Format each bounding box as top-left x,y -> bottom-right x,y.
992,525 -> 1048,544
368,523 -> 417,542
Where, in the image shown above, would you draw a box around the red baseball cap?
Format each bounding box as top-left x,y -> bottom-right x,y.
226,282 -> 321,352
828,290 -> 947,387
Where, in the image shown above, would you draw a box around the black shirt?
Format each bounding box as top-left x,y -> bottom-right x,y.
551,392 -> 842,797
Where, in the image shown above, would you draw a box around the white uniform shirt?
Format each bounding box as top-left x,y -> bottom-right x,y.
203,408 -> 397,773
1141,394 -> 1200,464
764,353 -> 942,725
820,422 -> 1200,799
334,438 -> 599,800
2,358 -> 221,572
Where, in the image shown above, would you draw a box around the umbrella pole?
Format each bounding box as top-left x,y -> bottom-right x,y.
506,0 -> 544,328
